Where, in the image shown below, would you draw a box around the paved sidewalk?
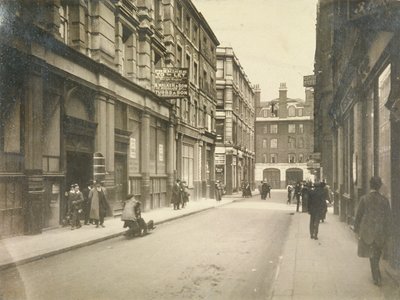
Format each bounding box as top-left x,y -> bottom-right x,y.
0,194 -> 246,271
270,208 -> 400,300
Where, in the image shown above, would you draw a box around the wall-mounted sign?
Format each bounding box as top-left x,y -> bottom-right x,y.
155,68 -> 189,98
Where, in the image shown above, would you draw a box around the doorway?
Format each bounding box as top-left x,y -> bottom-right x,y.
115,154 -> 127,213
286,168 -> 304,185
66,152 -> 93,190
263,168 -> 281,189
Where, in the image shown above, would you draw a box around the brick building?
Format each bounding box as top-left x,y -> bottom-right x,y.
255,83 -> 314,188
215,47 -> 256,194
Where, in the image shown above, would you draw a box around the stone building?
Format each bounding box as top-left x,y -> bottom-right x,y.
215,47 -> 256,194
314,0 -> 400,270
0,0 -> 218,237
255,83 -> 314,188
163,0 -> 219,201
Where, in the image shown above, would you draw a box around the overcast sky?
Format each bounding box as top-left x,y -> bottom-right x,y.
193,0 -> 318,101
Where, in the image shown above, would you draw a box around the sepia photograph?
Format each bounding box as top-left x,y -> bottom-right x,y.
0,0 -> 400,299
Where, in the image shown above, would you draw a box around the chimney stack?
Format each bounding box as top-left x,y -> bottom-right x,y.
279,82 -> 288,100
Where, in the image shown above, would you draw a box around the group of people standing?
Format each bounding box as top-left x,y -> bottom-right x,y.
64,180 -> 110,230
171,179 -> 190,210
241,181 -> 252,198
258,181 -> 271,200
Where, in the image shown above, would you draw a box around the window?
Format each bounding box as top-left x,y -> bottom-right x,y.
176,2 -> 183,28
216,119 -> 224,142
298,138 -> 304,148
270,153 -> 277,163
288,106 -> 296,117
298,154 -> 304,163
263,154 -> 268,163
185,54 -> 191,74
288,124 -> 296,133
185,15 -> 190,37
182,144 -> 194,187
298,108 -> 303,117
270,124 -> 278,134
216,60 -> 224,78
193,24 -> 198,44
262,139 -> 267,148
193,61 -> 198,85
288,154 -> 296,163
270,138 -> 277,148
263,126 -> 268,134
176,45 -> 182,67
59,5 -> 69,43
288,137 -> 296,149
299,124 -> 304,133
216,89 -> 224,108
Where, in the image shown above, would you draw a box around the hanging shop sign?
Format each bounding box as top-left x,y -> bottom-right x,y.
154,68 -> 189,98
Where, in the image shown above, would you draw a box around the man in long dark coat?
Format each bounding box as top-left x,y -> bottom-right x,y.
308,182 -> 327,240
89,180 -> 110,228
354,176 -> 392,286
171,179 -> 181,210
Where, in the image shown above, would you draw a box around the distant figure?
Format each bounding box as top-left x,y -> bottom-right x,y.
245,181 -> 252,198
301,181 -> 311,213
215,180 -> 222,201
172,179 -> 182,210
294,181 -> 302,212
89,180 -> 110,228
354,176 -> 392,286
261,181 -> 270,200
241,181 -> 246,198
181,181 -> 189,207
265,182 -> 271,198
308,182 -> 326,240
286,183 -> 293,204
82,180 -> 93,225
69,184 -> 84,230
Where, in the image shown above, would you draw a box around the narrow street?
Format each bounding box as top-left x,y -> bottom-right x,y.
0,191 -> 294,300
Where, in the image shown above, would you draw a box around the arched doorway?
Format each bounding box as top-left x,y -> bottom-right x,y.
263,168 -> 280,189
286,168 -> 303,185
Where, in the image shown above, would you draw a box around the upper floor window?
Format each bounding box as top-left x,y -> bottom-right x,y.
299,124 -> 304,133
59,5 -> 69,43
262,139 -> 267,148
263,154 -> 268,163
185,54 -> 191,73
298,154 -> 304,163
288,106 -> 296,117
270,138 -> 277,148
176,2 -> 183,28
216,60 -> 224,78
288,154 -> 296,163
288,137 -> 296,149
270,124 -> 278,134
216,89 -> 224,108
298,108 -> 303,117
288,124 -> 296,133
193,61 -> 198,85
298,138 -> 304,148
270,153 -> 277,163
263,126 -> 268,134
185,15 -> 191,37
176,45 -> 182,67
193,24 -> 198,44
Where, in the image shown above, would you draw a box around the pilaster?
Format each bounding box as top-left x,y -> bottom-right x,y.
141,111 -> 151,210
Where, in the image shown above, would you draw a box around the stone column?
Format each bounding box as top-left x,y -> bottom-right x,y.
141,111 -> 151,211
105,98 -> 115,207
193,140 -> 201,201
166,123 -> 175,205
24,65 -> 44,234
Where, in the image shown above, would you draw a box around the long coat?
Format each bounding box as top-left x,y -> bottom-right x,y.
171,183 -> 181,204
308,186 -> 327,217
354,191 -> 391,258
89,188 -> 111,220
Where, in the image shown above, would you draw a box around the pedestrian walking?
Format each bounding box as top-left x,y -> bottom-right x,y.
308,182 -> 326,240
69,184 -> 84,230
261,181 -> 270,200
245,181 -> 252,197
294,181 -> 302,212
181,180 -> 189,207
301,181 -> 310,213
265,182 -> 271,198
82,180 -> 93,225
258,181 -> 263,199
89,180 -> 110,228
241,181 -> 246,198
286,183 -> 293,204
172,179 -> 181,210
215,180 -> 222,201
62,184 -> 75,227
354,176 -> 392,286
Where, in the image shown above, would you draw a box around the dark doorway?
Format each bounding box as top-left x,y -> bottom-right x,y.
286,168 -> 303,186
66,152 -> 93,190
115,154 -> 127,214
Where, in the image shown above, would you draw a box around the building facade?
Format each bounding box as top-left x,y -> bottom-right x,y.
215,47 -> 256,194
163,0 -> 219,201
314,0 -> 400,270
0,0 -> 218,237
255,83 -> 314,188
